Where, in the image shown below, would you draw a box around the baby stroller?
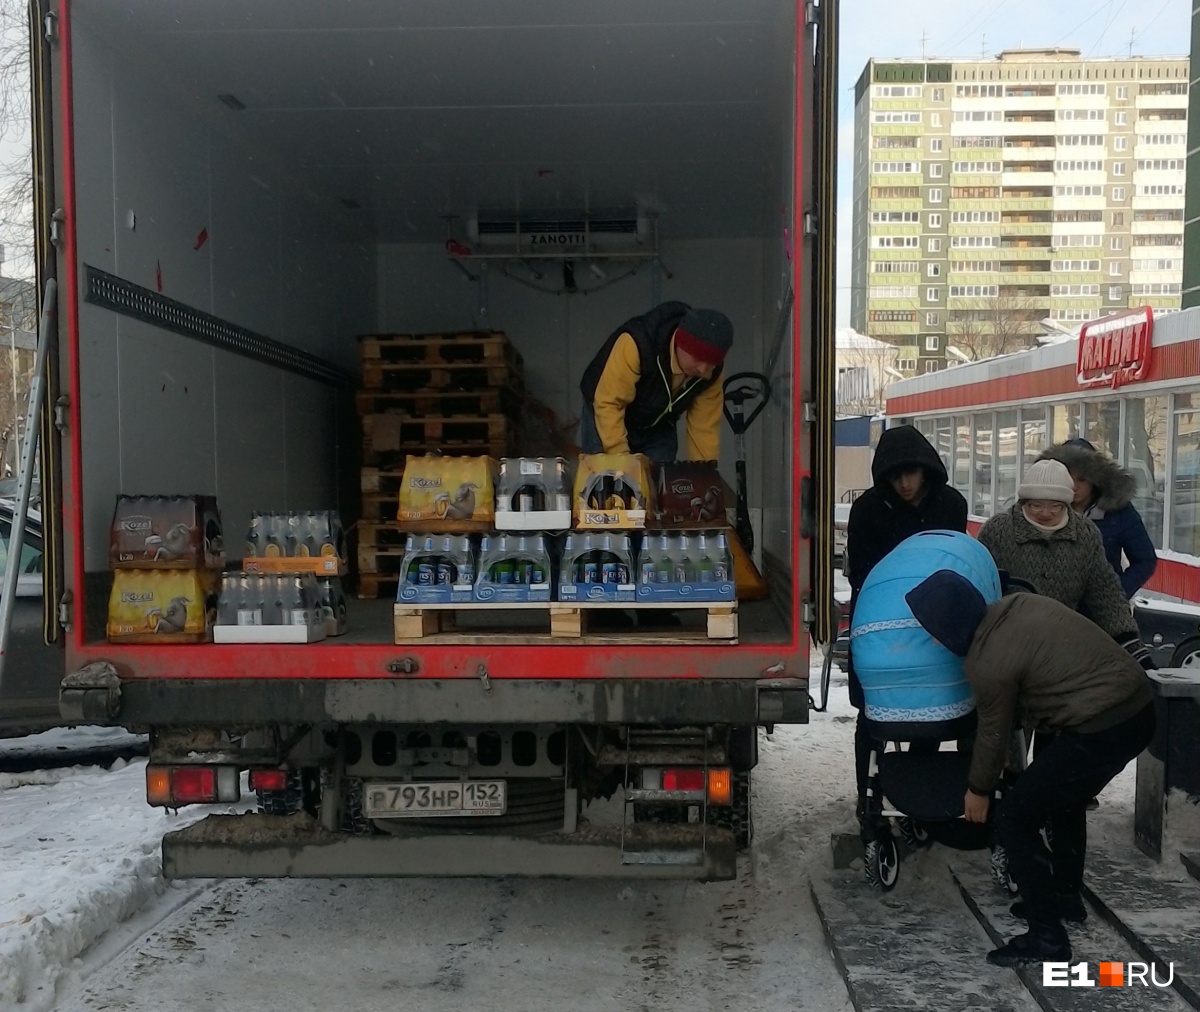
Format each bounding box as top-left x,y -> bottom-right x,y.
851,530 -> 1023,893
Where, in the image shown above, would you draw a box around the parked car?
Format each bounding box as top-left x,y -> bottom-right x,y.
826,589 -> 850,673
833,503 -> 851,564
1134,596 -> 1200,670
0,500 -> 64,737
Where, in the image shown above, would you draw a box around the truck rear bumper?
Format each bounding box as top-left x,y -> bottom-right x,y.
68,672 -> 809,726
163,814 -> 737,881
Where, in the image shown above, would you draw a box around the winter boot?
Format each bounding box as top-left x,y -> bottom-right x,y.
1010,893 -> 1087,925
986,923 -> 1071,968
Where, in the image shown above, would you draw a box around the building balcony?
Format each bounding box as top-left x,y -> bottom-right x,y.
1131,220 -> 1184,235
997,197 -> 1054,212
999,222 -> 1054,236
1002,171 -> 1055,187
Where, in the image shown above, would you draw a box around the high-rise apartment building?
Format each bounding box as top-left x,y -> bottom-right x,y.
851,49 -> 1188,374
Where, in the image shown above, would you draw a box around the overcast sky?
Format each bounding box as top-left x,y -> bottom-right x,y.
834,0 -> 1192,327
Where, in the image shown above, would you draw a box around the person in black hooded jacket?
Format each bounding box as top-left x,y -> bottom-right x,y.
846,425 -> 969,806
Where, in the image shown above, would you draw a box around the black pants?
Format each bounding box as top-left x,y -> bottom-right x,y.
994,703 -> 1155,930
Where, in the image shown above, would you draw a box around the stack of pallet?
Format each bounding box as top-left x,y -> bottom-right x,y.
356,330 -> 525,599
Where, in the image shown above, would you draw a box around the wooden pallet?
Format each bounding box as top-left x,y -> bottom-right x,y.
356,522 -> 487,575
361,361 -> 523,393
354,388 -> 520,418
391,601 -> 738,643
361,333 -> 523,368
357,573 -> 401,600
362,413 -> 512,453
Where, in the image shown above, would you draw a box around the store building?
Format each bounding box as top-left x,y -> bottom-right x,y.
885,305 -> 1200,602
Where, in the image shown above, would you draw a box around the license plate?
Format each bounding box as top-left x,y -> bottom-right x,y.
363,780 -> 507,818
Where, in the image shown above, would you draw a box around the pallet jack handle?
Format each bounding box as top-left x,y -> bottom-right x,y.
722,372 -> 771,554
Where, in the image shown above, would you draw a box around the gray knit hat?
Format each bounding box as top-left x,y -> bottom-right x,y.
676,309 -> 734,366
1017,459 -> 1074,504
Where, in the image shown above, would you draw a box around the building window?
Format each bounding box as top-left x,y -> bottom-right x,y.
973,413 -> 995,516
933,87 -> 945,101
925,333 -> 940,348
1112,212 -> 1124,227
1167,402 -> 1199,553
925,287 -> 940,301
927,262 -> 941,277
996,410 -> 1018,509
930,112 -> 943,127
1108,285 -> 1122,300
928,188 -> 943,203
1109,261 -> 1123,277
1113,162 -> 1126,176
928,213 -> 942,227
1114,111 -> 1128,125
930,163 -> 944,178
1116,85 -> 1128,99
1125,396 -> 1168,548
930,138 -> 944,152
928,238 -> 941,252
1114,136 -> 1127,151
1112,186 -> 1126,201
1110,236 -> 1123,251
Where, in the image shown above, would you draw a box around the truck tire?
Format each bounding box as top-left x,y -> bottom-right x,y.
707,770 -> 752,850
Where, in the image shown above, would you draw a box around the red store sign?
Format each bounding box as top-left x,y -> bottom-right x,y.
1076,307 -> 1154,389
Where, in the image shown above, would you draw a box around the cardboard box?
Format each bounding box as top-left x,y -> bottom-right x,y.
109,495 -> 224,570
213,623 -> 326,644
397,455 -> 497,523
654,462 -> 726,527
107,569 -> 218,643
573,453 -> 654,529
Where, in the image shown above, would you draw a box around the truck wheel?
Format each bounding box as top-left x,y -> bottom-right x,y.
1170,638 -> 1200,669
256,770 -> 304,816
707,770 -> 753,850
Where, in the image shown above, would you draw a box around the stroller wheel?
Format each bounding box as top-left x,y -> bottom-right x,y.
898,817 -> 931,849
990,845 -> 1020,895
865,837 -> 899,891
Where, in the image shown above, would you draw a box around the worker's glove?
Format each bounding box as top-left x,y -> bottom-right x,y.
1117,634 -> 1155,672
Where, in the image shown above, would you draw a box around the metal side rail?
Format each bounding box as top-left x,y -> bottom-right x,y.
163,813 -> 736,881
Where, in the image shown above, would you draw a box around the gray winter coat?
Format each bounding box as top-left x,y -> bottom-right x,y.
977,504 -> 1137,640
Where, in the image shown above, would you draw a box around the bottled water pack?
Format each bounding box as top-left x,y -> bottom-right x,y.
398,534 -> 476,604
635,531 -> 734,603
558,532 -> 636,602
474,533 -> 552,602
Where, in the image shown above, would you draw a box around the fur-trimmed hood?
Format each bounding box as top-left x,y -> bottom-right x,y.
1037,442 -> 1135,512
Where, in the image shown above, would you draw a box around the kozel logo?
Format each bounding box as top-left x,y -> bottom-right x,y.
1042,962 -> 1175,989
583,511 -> 619,525
120,517 -> 153,533
409,477 -> 443,489
671,481 -> 695,495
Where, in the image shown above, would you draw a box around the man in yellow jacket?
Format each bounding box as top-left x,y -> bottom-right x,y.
578,301 -> 733,463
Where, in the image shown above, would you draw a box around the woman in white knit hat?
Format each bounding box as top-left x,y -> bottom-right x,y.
977,458 -> 1146,655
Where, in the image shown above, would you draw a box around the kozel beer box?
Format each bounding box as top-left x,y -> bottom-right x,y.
654,462 -> 726,527
107,569 -> 218,643
397,455 -> 497,524
109,494 -> 224,570
573,453 -> 654,529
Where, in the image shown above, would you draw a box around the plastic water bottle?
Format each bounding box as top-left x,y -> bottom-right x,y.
673,534 -> 692,584
245,512 -> 263,558
454,536 -> 475,587
437,537 -> 455,585
531,535 -> 548,584
237,573 -> 263,626
695,533 -> 715,583
639,536 -> 657,585
713,533 -> 731,582
218,574 -> 239,625
582,534 -> 599,584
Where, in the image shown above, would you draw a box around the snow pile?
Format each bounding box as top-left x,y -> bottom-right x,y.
0,757 -> 211,1009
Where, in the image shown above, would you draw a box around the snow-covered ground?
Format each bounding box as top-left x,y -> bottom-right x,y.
0,656 -> 1192,1011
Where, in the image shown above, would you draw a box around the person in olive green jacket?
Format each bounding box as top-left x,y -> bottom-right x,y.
906,570 -> 1155,970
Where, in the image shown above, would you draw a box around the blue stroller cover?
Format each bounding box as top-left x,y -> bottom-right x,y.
851,530 -> 1001,730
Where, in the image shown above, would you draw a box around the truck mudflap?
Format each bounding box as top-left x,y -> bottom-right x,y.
162,813 -> 737,881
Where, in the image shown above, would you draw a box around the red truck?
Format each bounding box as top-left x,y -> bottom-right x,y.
32,0 -> 837,880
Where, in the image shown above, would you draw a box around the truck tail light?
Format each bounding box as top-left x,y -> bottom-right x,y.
662,768 -> 706,792
707,768 -> 733,806
249,769 -> 288,792
146,765 -> 241,806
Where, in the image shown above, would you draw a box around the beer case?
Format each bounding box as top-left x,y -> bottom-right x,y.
397,455 -> 497,524
107,569 -> 218,643
243,510 -> 347,575
494,457 -> 573,531
573,453 -> 654,529
653,461 -> 727,527
109,494 -> 224,570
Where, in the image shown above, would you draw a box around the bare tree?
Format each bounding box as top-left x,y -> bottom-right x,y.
835,334 -> 902,416
0,0 -> 31,280
947,294 -> 1043,362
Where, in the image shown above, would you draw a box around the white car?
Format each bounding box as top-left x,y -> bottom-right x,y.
833,502 -> 851,563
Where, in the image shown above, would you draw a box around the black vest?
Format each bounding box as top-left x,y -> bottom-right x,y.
580,302 -> 721,446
